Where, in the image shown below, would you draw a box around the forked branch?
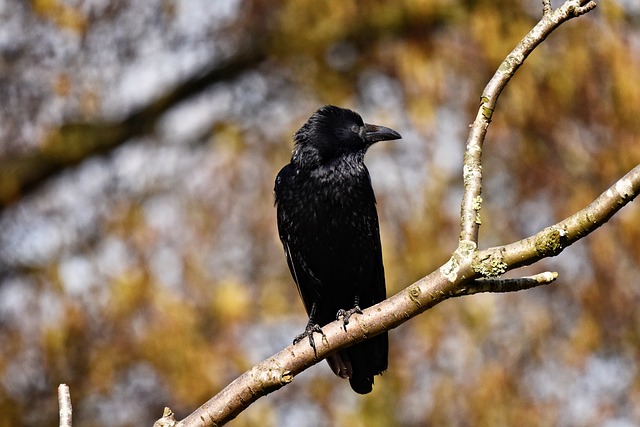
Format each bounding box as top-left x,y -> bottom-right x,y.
175,153 -> 637,427
153,1 -> 609,426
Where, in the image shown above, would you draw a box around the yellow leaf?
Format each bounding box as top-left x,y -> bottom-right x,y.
31,0 -> 87,34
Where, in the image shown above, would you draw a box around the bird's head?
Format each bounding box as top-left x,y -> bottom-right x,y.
292,105 -> 401,167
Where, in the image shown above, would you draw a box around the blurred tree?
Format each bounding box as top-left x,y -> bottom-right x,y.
0,1 -> 639,426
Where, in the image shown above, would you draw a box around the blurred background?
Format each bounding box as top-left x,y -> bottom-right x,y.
1,1 -> 640,426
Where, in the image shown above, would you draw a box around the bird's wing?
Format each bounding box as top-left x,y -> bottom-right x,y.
355,183 -> 389,378
371,212 -> 387,304
275,166 -> 321,316
362,175 -> 387,308
278,221 -> 324,317
282,238 -> 306,309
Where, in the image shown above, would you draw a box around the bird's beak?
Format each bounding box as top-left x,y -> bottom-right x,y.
363,123 -> 402,144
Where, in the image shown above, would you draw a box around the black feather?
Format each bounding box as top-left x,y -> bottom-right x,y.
274,105 -> 401,394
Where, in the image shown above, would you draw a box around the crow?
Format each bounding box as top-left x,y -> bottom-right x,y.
274,105 -> 401,394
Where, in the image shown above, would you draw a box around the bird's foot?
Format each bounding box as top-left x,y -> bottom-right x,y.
336,306 -> 363,331
293,323 -> 324,356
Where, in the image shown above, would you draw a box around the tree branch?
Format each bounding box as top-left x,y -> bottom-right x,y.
177,158 -> 636,427
459,0 -> 597,243
478,164 -> 640,273
58,384 -> 72,427
157,1 -> 609,425
455,271 -> 559,296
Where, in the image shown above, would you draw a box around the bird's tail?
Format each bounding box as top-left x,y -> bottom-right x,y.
327,331 -> 388,394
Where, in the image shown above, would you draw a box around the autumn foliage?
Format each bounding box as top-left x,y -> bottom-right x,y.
1,1 -> 640,426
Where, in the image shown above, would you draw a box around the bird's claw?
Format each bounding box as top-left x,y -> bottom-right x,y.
337,306 -> 363,331
293,323 -> 324,356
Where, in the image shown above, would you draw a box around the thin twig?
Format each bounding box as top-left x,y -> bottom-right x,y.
58,384 -> 72,427
153,408 -> 177,427
456,272 -> 558,296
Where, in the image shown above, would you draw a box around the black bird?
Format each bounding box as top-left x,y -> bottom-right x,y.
274,105 -> 401,394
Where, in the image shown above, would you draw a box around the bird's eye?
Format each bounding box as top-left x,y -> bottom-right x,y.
350,125 -> 359,133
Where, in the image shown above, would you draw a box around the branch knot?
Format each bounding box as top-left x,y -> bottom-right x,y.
534,226 -> 567,258
473,247 -> 507,278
